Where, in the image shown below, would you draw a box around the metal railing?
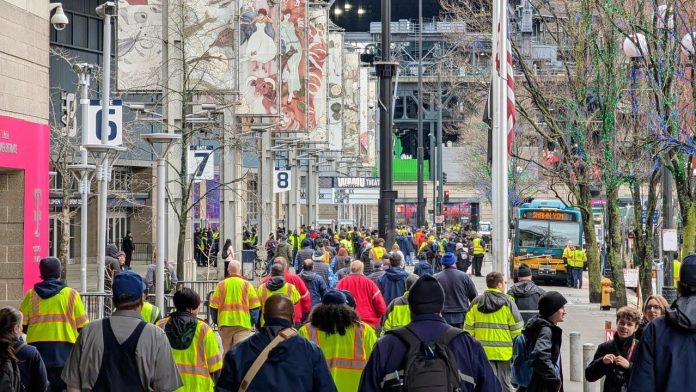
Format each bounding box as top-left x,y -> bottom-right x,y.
80,292 -> 111,321
111,241 -> 154,263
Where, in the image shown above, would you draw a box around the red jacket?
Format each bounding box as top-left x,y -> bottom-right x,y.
262,272 -> 311,323
336,274 -> 386,328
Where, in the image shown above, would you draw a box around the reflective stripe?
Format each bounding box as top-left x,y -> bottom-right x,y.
519,310 -> 538,313
29,314 -> 72,324
478,340 -> 513,347
326,357 -> 368,370
177,364 -> 209,376
510,321 -> 524,330
459,371 -> 476,387
381,370 -> 404,388
469,322 -> 510,330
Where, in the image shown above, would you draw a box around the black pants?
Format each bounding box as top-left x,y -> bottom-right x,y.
125,251 -> 133,268
47,366 -> 66,392
473,254 -> 484,276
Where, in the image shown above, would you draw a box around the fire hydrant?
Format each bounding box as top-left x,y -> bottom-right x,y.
601,277 -> 614,310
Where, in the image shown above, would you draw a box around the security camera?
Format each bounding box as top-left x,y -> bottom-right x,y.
95,2 -> 117,18
72,63 -> 95,75
49,3 -> 69,31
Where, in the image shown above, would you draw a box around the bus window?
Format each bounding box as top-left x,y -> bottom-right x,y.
548,221 -> 581,248
517,220 -> 549,248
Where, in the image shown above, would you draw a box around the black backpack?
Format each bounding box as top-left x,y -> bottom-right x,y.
384,326 -> 464,392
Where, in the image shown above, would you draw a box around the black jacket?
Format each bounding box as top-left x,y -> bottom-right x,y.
13,339 -> 47,392
122,236 -> 135,253
524,315 -> 563,392
508,281 -> 546,324
434,267 -> 478,315
0,359 -> 21,392
585,336 -> 636,392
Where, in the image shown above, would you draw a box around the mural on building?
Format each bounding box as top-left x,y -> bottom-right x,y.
364,76 -> 377,166
117,0 -> 236,91
307,6 -> 328,141
358,67 -> 369,163
277,0 -> 307,129
342,50 -> 360,155
327,30 -> 344,150
239,0 -> 279,115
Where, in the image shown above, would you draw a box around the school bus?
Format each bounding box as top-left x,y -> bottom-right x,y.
512,199 -> 583,284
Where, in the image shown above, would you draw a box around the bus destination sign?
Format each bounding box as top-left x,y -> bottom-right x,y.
523,211 -> 575,221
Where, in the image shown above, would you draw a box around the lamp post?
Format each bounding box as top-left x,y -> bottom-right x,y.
67,163 -> 96,293
142,133 -> 181,312
416,0 -> 425,227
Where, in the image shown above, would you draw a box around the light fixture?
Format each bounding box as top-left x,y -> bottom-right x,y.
334,8 -> 342,15
357,7 -> 365,15
682,30 -> 695,56
344,2 -> 352,10
656,4 -> 674,30
622,33 -> 648,59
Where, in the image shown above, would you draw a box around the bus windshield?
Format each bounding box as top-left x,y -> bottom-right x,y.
548,221 -> 581,248
517,220 -> 581,249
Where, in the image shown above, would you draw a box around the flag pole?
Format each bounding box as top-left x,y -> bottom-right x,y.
491,0 -> 501,275
499,0 -> 510,280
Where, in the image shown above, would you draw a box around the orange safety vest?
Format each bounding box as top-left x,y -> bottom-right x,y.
210,276 -> 260,329
20,286 -> 89,344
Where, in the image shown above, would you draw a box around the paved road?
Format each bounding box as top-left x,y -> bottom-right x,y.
68,255 -> 627,391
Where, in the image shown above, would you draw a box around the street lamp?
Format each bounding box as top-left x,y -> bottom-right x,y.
142,133 -> 181,312
67,163 -> 96,293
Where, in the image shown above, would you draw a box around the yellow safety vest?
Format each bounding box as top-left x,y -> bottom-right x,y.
140,302 -> 161,324
674,260 -> 681,287
567,249 -> 586,268
373,247 -> 386,260
257,282 -> 300,326
381,292 -> 411,335
464,289 -> 524,361
473,238 -> 485,255
20,286 -> 89,344
299,322 -> 376,392
157,318 -> 223,391
210,276 -> 260,329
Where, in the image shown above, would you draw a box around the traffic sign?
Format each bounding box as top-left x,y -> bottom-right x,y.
87,100 -> 122,146
274,170 -> 291,193
435,215 -> 445,224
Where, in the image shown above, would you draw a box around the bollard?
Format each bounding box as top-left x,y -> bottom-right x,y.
583,343 -> 597,392
570,332 -> 582,382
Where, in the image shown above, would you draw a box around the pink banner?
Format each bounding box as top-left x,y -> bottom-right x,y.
0,116 -> 49,292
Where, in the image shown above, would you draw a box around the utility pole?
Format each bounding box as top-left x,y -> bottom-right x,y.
437,70 -> 444,232
662,168 -> 677,302
416,0 -> 425,227
376,0 -> 398,247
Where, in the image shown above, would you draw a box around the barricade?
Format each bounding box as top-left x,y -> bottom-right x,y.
80,292 -> 111,321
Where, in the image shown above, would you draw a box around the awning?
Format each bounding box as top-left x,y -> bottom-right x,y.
107,198 -> 147,208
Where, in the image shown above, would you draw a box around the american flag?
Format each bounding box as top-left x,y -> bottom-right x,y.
494,14 -> 516,157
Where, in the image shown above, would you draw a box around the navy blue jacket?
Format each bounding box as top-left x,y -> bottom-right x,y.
14,338 -> 48,392
628,295 -> 696,392
378,267 -> 410,305
359,314 -> 502,392
216,318 -> 336,392
298,271 -> 328,307
396,235 -> 414,254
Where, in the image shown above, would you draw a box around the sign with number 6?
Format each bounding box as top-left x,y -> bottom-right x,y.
274,170 -> 291,193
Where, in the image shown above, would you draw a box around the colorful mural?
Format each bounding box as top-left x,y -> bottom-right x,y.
307,6 -> 328,140
327,30 -> 344,150
342,50 -> 360,155
239,0 -> 279,115
365,76 -> 377,166
277,0 -> 308,129
359,67 -> 369,162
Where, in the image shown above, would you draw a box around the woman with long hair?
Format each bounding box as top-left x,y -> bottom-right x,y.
635,294 -> 669,340
299,290 -> 377,392
0,307 -> 23,391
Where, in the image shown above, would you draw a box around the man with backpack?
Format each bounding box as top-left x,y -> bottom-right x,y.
145,258 -> 177,295
359,275 -> 501,392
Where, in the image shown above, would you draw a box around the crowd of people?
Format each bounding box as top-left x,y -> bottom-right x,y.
3,224 -> 696,391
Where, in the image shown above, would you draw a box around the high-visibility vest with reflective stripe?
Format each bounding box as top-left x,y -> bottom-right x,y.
19,286 -> 89,344
299,322 -> 376,392
381,293 -> 411,335
210,276 -> 260,329
257,282 -> 300,326
567,249 -> 586,268
473,238 -> 485,255
372,247 -> 386,260
141,302 -> 161,324
157,318 -> 223,392
464,289 -> 524,361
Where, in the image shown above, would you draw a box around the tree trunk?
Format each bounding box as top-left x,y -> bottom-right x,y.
606,184 -> 627,307
577,184 -> 601,302
59,200 -> 71,280
176,215 -> 187,279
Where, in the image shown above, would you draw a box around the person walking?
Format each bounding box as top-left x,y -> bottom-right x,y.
628,254 -> 696,392
464,272 -> 523,391
261,257 -> 311,325
158,288 -> 223,391
336,261 -> 386,329
61,271 -> 182,391
585,307 -> 641,392
507,264 -> 546,324
299,290 -> 377,392
518,291 -> 567,392
359,275 -> 501,392
455,242 -> 470,273
5,307 -> 48,392
434,252 -> 478,328
471,234 -> 485,277
380,274 -> 419,334
215,295 -> 336,392
145,258 -> 178,295
257,264 -> 301,326
562,241 -> 574,288
19,257 -> 88,392
634,294 -> 668,341
566,245 -> 586,289
210,260 -> 260,354
0,307 -> 25,391
378,253 -> 410,306
221,239 -> 234,277
274,236 -> 293,267
122,232 -> 135,268
298,259 -> 328,308
294,239 -> 315,273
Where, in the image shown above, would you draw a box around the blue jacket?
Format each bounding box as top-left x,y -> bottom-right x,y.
414,261 -> 433,277
216,318 -> 336,392
378,267 -> 410,305
14,338 -> 48,392
396,235 -> 414,254
359,314 -> 502,392
298,271 -> 328,307
628,295 -> 696,392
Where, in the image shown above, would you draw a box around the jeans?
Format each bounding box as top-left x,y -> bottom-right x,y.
570,266 -> 582,288
472,254 -> 484,276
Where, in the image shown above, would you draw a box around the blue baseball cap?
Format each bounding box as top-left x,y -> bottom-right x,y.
113,271 -> 146,303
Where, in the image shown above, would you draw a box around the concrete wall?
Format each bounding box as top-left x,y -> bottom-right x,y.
0,171 -> 25,307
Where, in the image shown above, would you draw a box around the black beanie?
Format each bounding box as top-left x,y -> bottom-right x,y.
408,275 -> 445,315
518,264 -> 532,278
39,257 -> 62,280
538,291 -> 567,318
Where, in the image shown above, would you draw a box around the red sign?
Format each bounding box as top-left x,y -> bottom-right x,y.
605,329 -> 616,342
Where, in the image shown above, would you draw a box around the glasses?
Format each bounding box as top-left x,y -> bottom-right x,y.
646,305 -> 663,311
